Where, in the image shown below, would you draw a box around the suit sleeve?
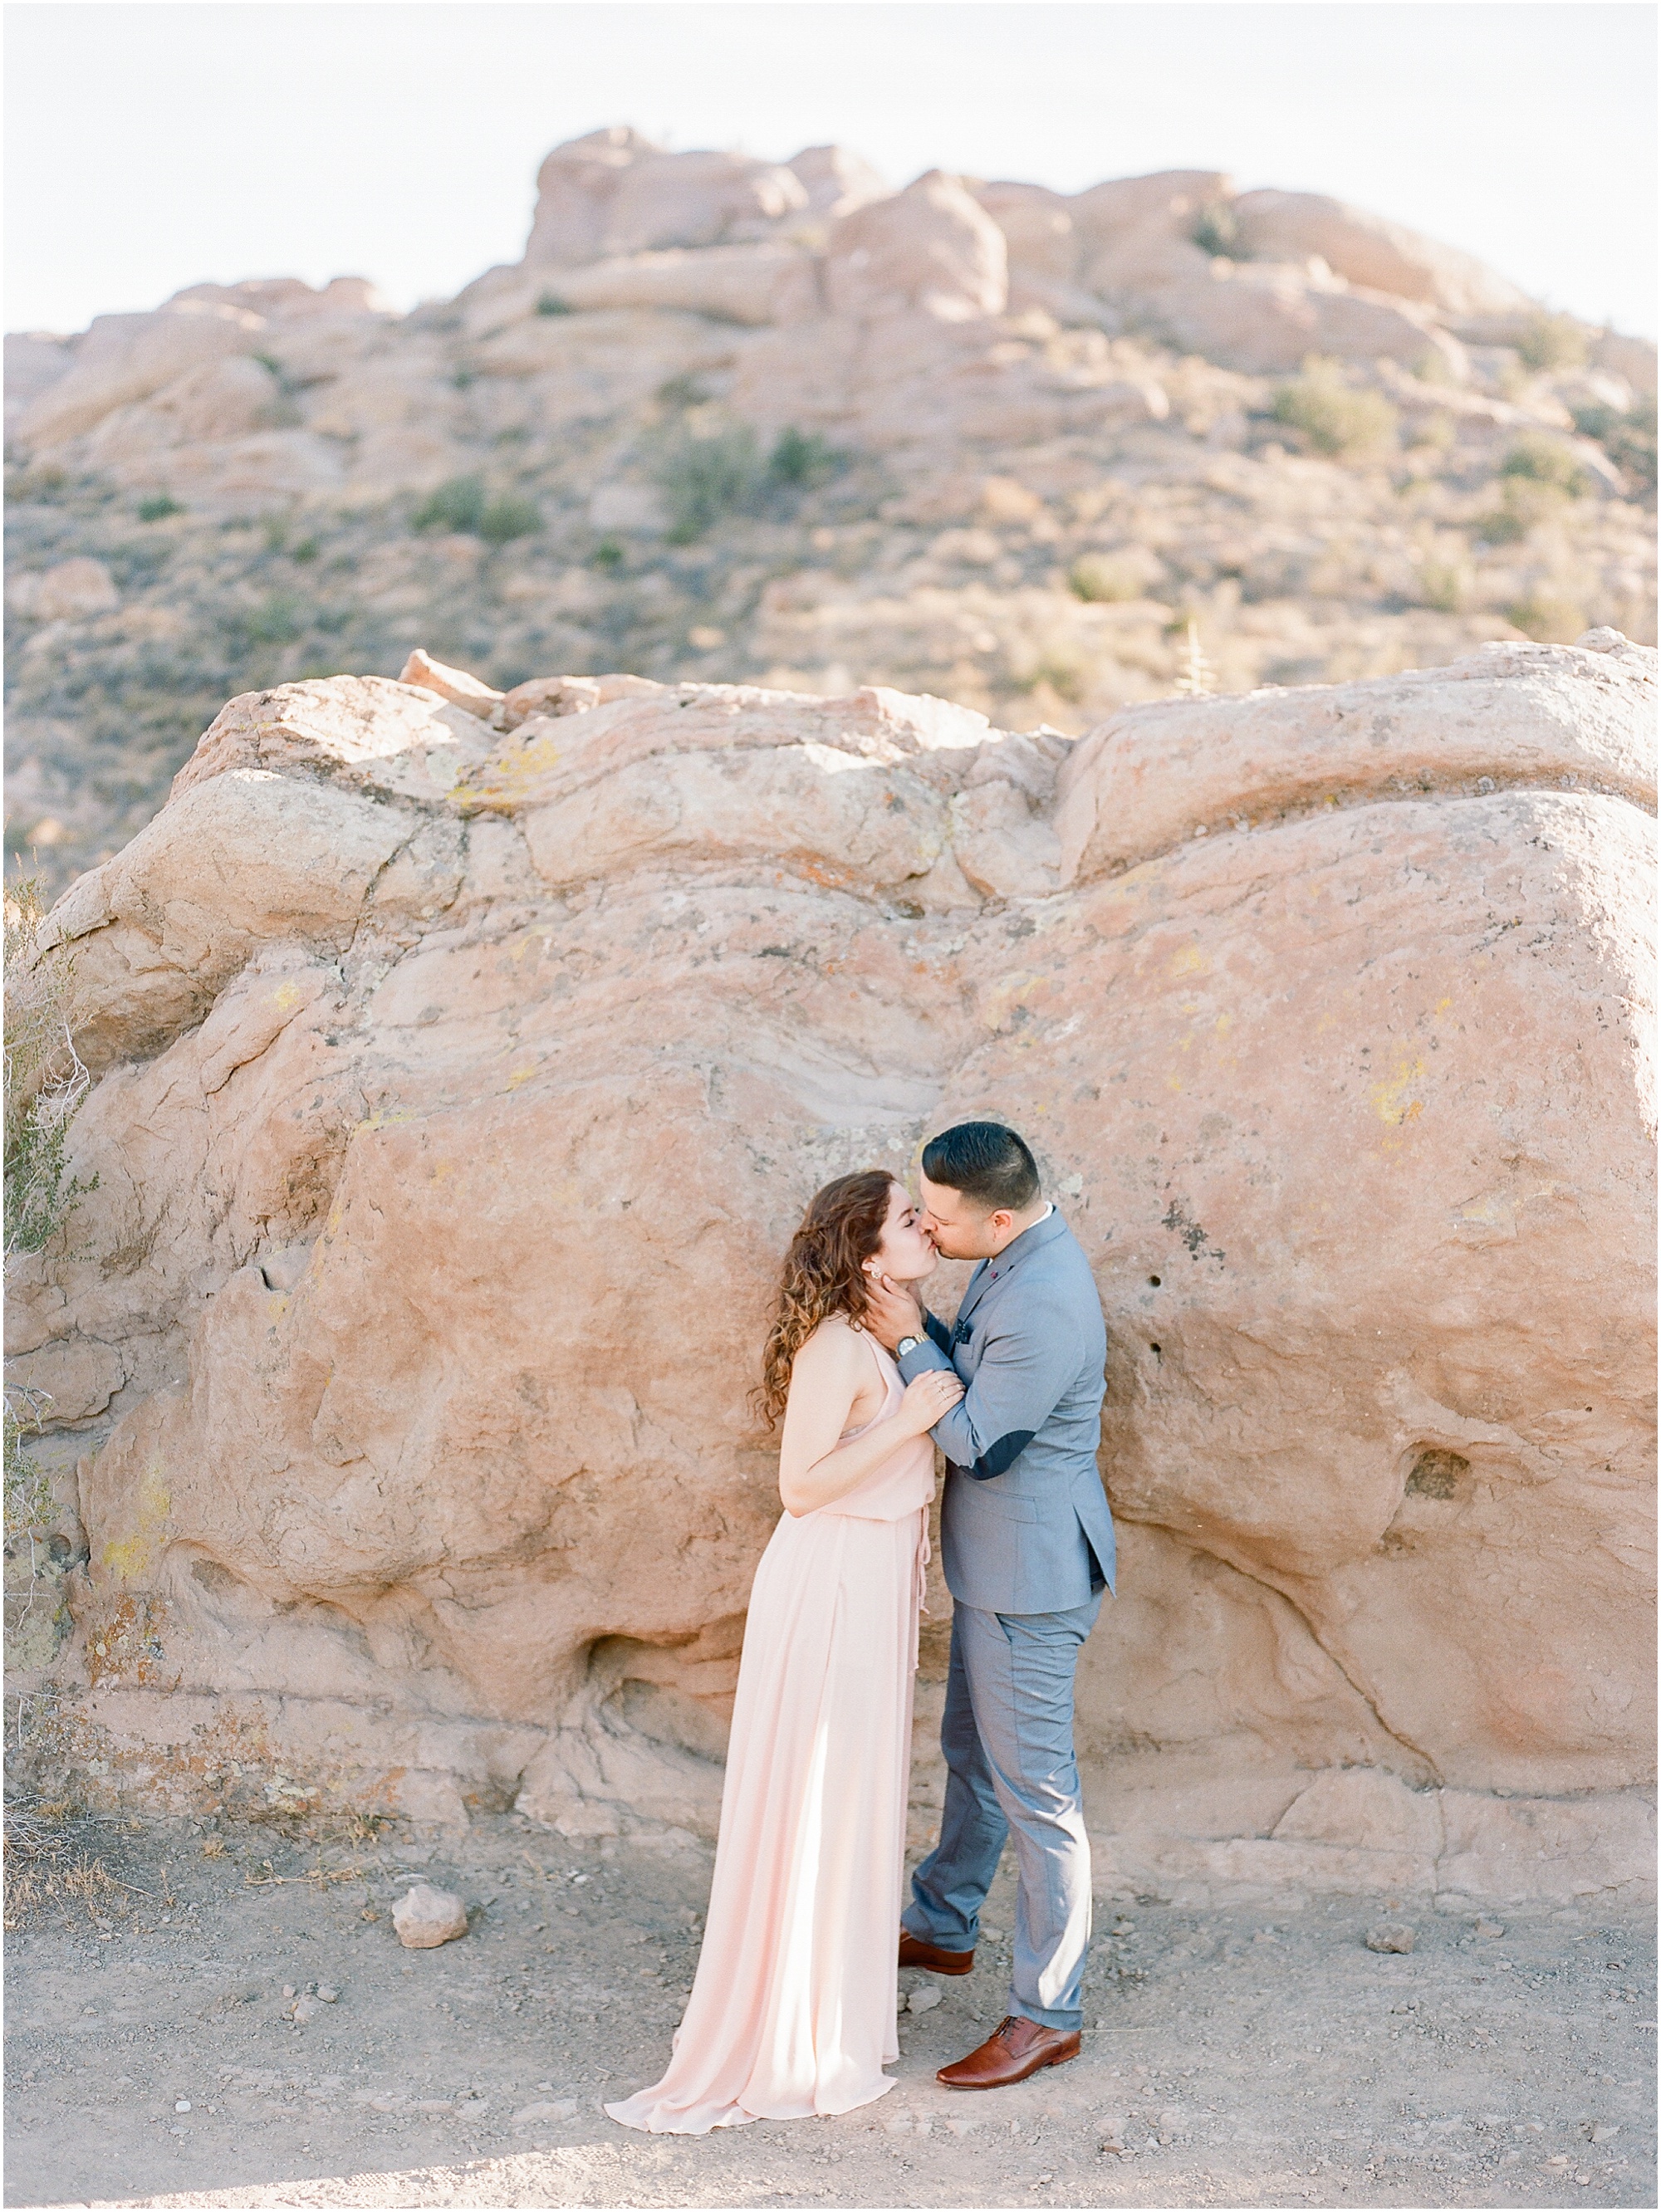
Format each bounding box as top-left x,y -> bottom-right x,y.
895,1293 -> 1082,1480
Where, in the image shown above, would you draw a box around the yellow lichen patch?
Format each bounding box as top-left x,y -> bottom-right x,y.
1370,1052 -> 1427,1134
353,1106 -> 419,1137
1168,942 -> 1208,978
270,980 -> 304,1013
451,730 -> 566,814
99,1459 -> 171,1586
981,972 -> 1044,1033
505,1064 -> 538,1089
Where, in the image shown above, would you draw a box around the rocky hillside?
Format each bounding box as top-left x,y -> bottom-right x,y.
6,127 -> 1656,896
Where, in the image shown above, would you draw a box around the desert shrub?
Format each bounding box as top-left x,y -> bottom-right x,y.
1500,434 -> 1590,497
1190,204 -> 1240,260
1012,644 -> 1089,702
411,474 -> 540,543
137,494 -> 183,523
767,426 -> 840,488
1514,313 -> 1587,374
653,423 -> 843,541
9,464 -> 69,502
657,373 -> 713,409
1412,350 -> 1459,388
291,536 -> 321,563
477,494 -> 541,545
238,591 -> 307,645
1572,395 -> 1658,495
1477,477 -> 1570,545
1068,553 -> 1149,604
1417,555 -> 1472,614
413,476 -> 488,533
3,878 -> 95,1266
590,537 -> 625,572
1503,590 -> 1587,643
536,291 -> 573,316
656,426 -> 767,542
1271,359 -> 1398,458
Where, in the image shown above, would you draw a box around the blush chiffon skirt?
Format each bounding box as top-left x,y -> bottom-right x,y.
604,1501 -> 926,2134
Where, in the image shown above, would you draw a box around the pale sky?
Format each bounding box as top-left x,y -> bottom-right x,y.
5,1 -> 1656,340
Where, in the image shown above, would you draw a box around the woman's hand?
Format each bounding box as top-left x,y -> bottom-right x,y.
899,1368 -> 965,1436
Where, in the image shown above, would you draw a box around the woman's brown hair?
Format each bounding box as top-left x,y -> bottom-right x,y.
754,1170 -> 898,1429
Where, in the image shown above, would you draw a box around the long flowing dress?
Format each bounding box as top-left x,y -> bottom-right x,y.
605,1331 -> 935,2134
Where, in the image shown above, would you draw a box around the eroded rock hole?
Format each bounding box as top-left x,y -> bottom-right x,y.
1405,1448 -> 1470,1499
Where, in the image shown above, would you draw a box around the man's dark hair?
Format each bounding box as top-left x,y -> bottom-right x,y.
920,1122 -> 1040,1212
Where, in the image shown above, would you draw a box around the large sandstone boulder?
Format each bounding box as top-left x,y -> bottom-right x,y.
10,635 -> 1653,1906
825,171 -> 1009,323
525,128 -> 809,266
1230,190 -> 1532,318
12,301 -> 266,451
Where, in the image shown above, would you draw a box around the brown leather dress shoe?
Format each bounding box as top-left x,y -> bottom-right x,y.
937,2014 -> 1080,2089
898,1931 -> 974,1975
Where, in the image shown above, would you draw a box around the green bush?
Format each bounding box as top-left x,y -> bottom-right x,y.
4,877 -> 96,1265
536,291 -> 573,316
1068,553 -> 1149,604
137,494 -> 183,523
411,476 -> 541,543
1499,434 -> 1590,497
1012,645 -> 1089,702
1513,313 -> 1587,374
478,495 -> 541,545
767,426 -> 840,488
1477,477 -> 1571,545
1190,205 -> 1240,260
1573,396 -> 1658,495
656,372 -> 712,409
656,427 -> 767,542
1271,359 -> 1398,458
1417,556 -> 1472,613
590,537 -> 625,572
413,476 -> 488,533
1503,590 -> 1587,643
239,590 -> 307,645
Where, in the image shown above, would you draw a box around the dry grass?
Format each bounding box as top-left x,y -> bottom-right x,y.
2,1799 -> 135,1929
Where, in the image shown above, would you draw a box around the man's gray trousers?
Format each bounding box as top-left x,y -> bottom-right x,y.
900,1592 -> 1102,2032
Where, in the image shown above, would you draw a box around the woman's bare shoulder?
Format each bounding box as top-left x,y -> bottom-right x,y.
792,1314 -> 867,1369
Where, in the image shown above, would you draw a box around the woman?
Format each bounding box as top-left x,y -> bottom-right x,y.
605,1171 -> 963,2135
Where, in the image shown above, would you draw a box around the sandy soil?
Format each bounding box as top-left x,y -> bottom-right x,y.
3,1807 -> 1654,2210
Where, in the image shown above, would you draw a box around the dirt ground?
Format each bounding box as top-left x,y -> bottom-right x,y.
3,1806 -> 1654,2211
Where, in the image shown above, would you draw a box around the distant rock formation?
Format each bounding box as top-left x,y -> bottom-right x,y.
9,630 -> 1654,1906
4,131 -> 1654,906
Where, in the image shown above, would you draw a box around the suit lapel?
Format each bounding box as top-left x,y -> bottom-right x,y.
953,1260 -> 993,1334
952,1211 -> 1066,1338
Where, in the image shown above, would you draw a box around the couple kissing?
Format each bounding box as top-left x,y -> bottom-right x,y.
607,1121 -> 1114,2135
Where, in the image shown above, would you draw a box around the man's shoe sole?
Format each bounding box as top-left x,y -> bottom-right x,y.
897,1942 -> 974,1975
938,2041 -> 1080,2090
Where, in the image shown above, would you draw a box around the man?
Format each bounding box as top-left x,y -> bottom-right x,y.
864,1120 -> 1113,2090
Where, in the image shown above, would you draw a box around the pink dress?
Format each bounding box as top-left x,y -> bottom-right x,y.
605,1333 -> 934,2134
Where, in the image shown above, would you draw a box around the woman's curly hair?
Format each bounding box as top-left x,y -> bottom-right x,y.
754,1169 -> 898,1429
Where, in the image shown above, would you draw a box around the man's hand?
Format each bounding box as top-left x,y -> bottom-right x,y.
862,1270 -> 925,1352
